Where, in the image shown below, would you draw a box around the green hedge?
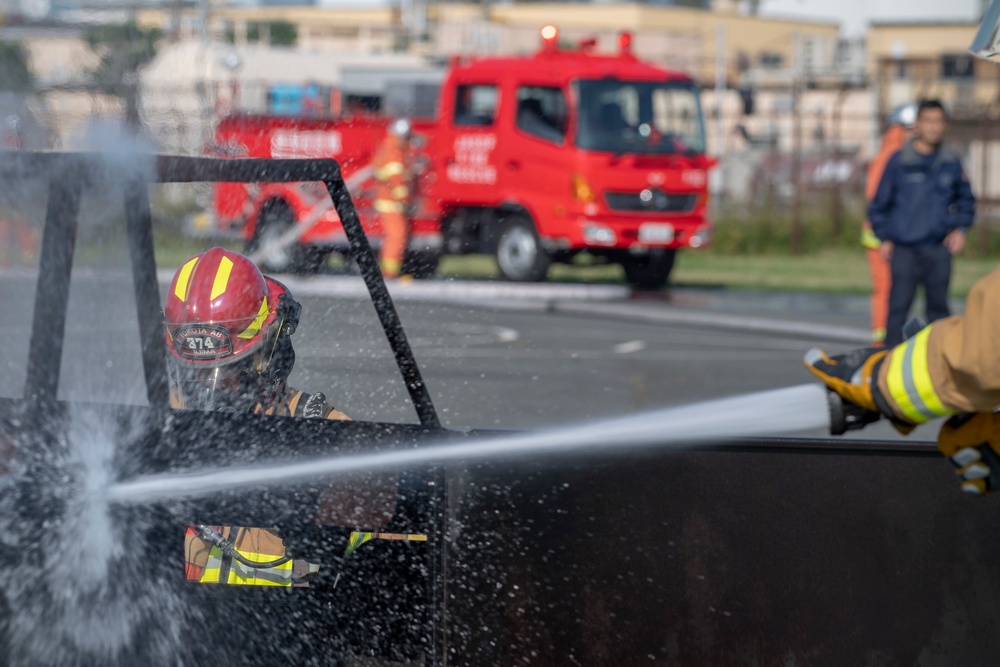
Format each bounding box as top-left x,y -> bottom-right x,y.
709,209 -> 1000,259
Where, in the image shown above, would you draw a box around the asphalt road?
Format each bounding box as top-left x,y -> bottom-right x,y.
0,267 -> 919,440
286,281 -> 910,440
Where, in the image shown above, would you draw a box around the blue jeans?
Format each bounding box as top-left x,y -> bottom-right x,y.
885,244 -> 952,347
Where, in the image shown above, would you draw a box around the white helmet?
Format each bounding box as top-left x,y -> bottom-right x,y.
887,103 -> 917,129
389,118 -> 411,138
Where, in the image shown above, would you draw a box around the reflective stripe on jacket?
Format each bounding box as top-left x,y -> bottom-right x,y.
879,326 -> 952,423
372,135 -> 410,203
200,540 -> 295,586
876,266 -> 1000,420
185,526 -> 320,587
178,386 -> 350,586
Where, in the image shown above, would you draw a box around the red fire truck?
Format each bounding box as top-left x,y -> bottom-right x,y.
206,26 -> 714,287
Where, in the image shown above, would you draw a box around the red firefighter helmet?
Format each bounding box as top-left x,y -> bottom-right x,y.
164,247 -> 300,411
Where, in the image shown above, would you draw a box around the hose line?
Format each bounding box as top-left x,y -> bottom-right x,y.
195,524 -> 292,569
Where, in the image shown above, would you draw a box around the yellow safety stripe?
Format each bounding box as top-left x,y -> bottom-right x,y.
390,185 -> 410,200
200,546 -> 293,587
237,297 -> 269,339
885,326 -> 952,423
210,256 -> 233,300
860,228 -> 881,250
381,258 -> 402,274
173,257 -> 199,302
374,162 -> 405,180
374,199 -> 405,214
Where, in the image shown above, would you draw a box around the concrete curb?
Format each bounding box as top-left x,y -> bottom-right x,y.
155,268 -> 869,343
156,269 -> 630,303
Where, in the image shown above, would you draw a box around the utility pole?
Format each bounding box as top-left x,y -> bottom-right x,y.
790,31 -> 803,255
830,85 -> 849,241
715,24 -> 727,199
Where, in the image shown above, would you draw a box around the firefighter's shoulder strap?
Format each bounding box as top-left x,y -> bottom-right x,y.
294,391 -> 333,419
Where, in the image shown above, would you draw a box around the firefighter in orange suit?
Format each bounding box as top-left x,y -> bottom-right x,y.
372,118 -> 413,279
861,104 -> 914,346
0,208 -> 38,267
165,247 -> 394,586
806,265 -> 1000,495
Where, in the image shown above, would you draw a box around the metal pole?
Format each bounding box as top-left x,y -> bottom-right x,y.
323,165 -> 442,430
25,161 -> 82,416
791,31 -> 803,255
124,171 -> 170,414
715,25 -> 727,162
830,86 -> 849,241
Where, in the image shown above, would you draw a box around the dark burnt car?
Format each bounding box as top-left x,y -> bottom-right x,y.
1,152 -> 999,666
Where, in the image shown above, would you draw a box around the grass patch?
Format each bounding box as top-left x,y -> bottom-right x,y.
673,249 -> 997,298
437,250 -> 997,298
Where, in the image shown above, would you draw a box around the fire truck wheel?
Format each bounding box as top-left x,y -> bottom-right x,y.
402,250 -> 441,280
621,249 -> 676,290
496,216 -> 550,283
248,200 -> 308,274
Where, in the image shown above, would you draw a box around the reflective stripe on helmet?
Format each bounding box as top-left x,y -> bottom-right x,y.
237,297 -> 269,339
210,255 -> 234,300
173,256 -> 199,302
885,326 -> 952,423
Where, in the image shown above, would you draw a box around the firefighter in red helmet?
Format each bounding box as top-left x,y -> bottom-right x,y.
165,246 -> 353,586
165,246 -> 349,419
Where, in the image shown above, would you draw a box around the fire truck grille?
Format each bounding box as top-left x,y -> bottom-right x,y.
605,191 -> 697,213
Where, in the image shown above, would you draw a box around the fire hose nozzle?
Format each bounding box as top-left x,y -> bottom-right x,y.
194,524 -> 238,559
826,389 -> 880,436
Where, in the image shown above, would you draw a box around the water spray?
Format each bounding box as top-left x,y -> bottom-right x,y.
108,383 -> 832,505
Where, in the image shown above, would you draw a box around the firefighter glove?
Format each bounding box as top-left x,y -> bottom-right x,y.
803,347 -> 912,435
937,412 -> 1000,495
804,346 -> 887,413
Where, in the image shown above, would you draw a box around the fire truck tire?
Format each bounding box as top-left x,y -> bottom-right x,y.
495,215 -> 550,283
248,201 -> 311,274
621,249 -> 676,290
402,250 -> 441,280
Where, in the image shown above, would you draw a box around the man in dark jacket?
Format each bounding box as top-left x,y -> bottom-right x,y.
869,99 -> 976,346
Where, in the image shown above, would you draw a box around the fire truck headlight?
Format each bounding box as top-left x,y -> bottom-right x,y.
689,225 -> 713,249
583,224 -> 616,246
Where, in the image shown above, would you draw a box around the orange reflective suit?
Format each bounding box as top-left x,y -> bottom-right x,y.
0,215 -> 38,267
372,134 -> 411,279
862,124 -> 909,345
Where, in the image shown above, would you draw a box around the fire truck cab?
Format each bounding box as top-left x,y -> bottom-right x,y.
418,27 -> 714,287
206,27 -> 713,288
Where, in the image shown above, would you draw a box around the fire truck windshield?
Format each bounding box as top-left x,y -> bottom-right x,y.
575,79 -> 705,156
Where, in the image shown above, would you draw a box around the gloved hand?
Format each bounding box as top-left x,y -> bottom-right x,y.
937,412 -> 1000,495
804,347 -> 885,412
804,347 -> 886,433
803,347 -> 914,435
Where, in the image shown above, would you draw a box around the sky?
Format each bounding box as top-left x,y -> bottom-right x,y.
759,0 -> 983,37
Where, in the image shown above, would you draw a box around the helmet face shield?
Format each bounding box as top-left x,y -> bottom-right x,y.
167,354 -> 261,413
